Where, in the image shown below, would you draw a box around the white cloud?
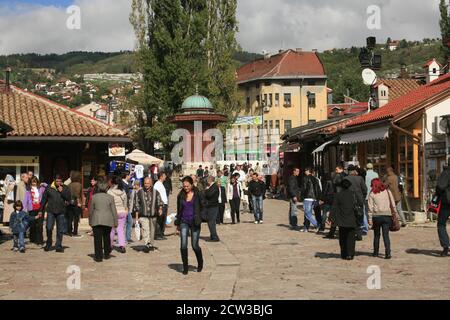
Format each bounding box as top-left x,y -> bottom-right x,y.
0,0 -> 443,55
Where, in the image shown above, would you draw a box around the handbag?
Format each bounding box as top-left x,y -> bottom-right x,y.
224,208 -> 231,221
387,190 -> 401,232
428,194 -> 442,214
353,192 -> 364,220
134,220 -> 141,240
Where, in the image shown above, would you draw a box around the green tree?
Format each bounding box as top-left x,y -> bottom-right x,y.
439,0 -> 450,66
130,0 -> 239,155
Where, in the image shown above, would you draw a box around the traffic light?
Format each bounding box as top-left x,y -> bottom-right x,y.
372,54 -> 382,70
359,48 -> 371,68
366,37 -> 376,50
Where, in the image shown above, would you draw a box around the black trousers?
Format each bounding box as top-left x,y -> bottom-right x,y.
339,227 -> 356,259
438,209 -> 450,249
314,204 -> 323,229
372,216 -> 392,255
93,225 -> 112,260
29,210 -> 44,244
66,206 -> 81,235
217,204 -> 225,224
229,198 -> 240,223
156,205 -> 168,238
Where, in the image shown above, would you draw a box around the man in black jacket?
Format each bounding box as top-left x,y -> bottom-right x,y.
346,166 -> 368,241
325,166 -> 347,239
204,176 -> 220,241
216,180 -> 227,225
287,168 -> 301,229
248,173 -> 266,224
300,168 -> 321,232
436,159 -> 450,256
39,174 -> 71,253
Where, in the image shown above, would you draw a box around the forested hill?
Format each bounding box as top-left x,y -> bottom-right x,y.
0,39 -> 444,103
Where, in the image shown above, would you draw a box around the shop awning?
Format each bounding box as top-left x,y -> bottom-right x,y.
312,138 -> 339,154
339,126 -> 389,145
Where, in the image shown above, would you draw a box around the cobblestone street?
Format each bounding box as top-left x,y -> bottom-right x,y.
1,194 -> 449,300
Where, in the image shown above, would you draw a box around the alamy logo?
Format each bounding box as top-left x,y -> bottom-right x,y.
366,5 -> 381,30
66,265 -> 81,290
366,265 -> 381,290
66,5 -> 81,30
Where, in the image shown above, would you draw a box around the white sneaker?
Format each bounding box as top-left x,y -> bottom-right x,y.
259,220 -> 264,224
254,221 -> 259,224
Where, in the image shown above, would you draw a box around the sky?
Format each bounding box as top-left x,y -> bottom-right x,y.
0,0 -> 444,55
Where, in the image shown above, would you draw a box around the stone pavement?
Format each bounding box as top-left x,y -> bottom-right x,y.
0,193 -> 449,300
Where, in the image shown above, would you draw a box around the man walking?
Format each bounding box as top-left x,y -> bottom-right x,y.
121,171 -> 134,243
325,166 -> 347,238
203,176 -> 220,241
216,180 -> 227,225
39,174 -> 71,253
436,159 -> 450,256
135,177 -> 163,252
154,172 -> 168,240
287,167 -> 301,230
300,168 -> 321,232
196,165 -> 204,179
383,167 -> 407,227
248,172 -> 266,224
16,173 -> 29,203
346,165 -> 368,240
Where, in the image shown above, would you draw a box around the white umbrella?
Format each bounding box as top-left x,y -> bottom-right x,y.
126,149 -> 164,165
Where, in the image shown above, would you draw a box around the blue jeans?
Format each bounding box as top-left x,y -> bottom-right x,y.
252,195 -> 264,222
13,232 -> 25,249
363,201 -> 369,234
180,223 -> 201,251
303,200 -> 319,229
46,212 -> 66,249
289,199 -> 298,227
126,212 -> 133,242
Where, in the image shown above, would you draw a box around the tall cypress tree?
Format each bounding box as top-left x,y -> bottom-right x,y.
440,0 -> 450,68
130,0 -> 239,154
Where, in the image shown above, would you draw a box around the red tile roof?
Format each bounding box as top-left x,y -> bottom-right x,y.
423,59 -> 442,68
328,102 -> 368,117
348,73 -> 450,127
374,78 -> 422,101
0,84 -> 129,139
237,49 -> 326,84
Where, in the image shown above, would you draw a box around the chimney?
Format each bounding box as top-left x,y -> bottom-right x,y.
279,49 -> 284,54
4,67 -> 11,92
295,48 -> 303,52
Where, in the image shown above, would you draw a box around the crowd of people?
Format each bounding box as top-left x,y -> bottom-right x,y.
1,158 -> 449,276
286,161 -> 450,260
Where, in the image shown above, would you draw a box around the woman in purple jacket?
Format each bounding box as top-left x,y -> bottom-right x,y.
24,176 -> 47,245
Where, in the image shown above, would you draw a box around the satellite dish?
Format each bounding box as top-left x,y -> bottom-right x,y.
362,68 -> 377,86
439,117 -> 450,134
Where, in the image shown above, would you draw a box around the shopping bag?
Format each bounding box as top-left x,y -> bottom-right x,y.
134,220 -> 141,240
166,213 -> 177,225
224,208 -> 231,221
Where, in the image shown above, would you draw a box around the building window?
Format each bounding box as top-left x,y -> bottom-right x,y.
366,140 -> 387,175
284,120 -> 292,133
263,94 -> 268,106
268,94 -> 273,106
398,134 -> 420,198
264,120 -> 268,129
269,120 -> 273,129
275,120 -> 280,131
308,93 -> 316,108
283,93 -> 292,107
275,93 -> 280,106
433,68 -> 437,74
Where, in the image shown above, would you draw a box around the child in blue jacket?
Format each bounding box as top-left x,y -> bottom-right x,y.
9,200 -> 40,253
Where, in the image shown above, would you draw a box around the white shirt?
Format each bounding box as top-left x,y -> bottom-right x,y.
218,186 -> 222,204
31,186 -> 40,204
154,180 -> 168,205
233,170 -> 246,182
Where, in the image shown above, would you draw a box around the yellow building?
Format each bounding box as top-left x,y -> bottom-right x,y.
236,49 -> 328,135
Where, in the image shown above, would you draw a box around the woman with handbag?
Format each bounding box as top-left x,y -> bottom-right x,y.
368,178 -> 397,259
175,176 -> 203,275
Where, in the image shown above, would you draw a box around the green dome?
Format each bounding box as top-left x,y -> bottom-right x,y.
181,95 -> 213,110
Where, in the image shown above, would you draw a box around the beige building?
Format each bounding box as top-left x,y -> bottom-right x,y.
236,49 -> 328,136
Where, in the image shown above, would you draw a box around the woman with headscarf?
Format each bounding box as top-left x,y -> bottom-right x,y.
3,174 -> 16,225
